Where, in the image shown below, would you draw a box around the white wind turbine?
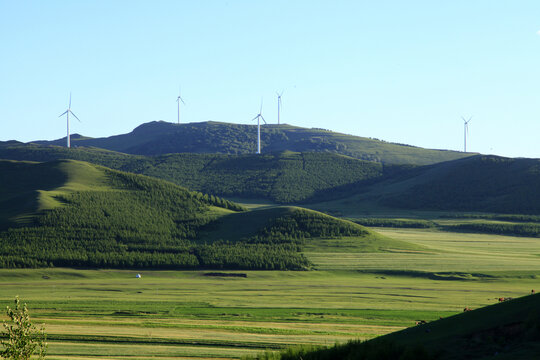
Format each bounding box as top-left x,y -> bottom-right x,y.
462,116 -> 472,152
176,88 -> 185,124
58,93 -> 81,148
276,91 -> 283,125
251,100 -> 266,154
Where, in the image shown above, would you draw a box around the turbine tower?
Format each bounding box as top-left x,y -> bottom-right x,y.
58,93 -> 80,148
251,100 -> 266,154
176,88 -> 185,124
462,116 -> 472,152
276,91 -> 283,125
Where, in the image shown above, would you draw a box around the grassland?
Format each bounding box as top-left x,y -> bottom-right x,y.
308,227 -> 540,273
1,226 -> 539,359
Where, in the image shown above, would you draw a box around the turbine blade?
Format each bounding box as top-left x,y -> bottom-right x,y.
59,110 -> 68,117
251,115 -> 259,121
179,96 -> 185,105
260,98 -> 263,114
69,92 -> 72,109
261,115 -> 266,124
70,110 -> 81,122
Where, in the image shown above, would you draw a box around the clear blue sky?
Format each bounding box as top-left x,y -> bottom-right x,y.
1,1 -> 539,158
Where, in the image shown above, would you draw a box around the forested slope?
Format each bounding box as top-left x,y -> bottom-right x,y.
0,142 -> 386,203
0,159 -> 393,270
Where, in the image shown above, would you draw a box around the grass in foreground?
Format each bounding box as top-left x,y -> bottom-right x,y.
1,265 -> 538,359
2,219 -> 540,358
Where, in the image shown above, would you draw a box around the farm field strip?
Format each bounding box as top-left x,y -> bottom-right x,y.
307,251 -> 540,272
39,317 -> 397,336
47,341 -> 260,360
42,322 -> 362,346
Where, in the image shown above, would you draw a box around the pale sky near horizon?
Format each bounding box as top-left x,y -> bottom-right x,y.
1,1 -> 539,158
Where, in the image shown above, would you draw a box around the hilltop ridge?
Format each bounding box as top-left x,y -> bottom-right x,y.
33,120 -> 471,166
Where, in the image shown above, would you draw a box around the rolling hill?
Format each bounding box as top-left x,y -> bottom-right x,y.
33,120 -> 471,166
381,155 -> 540,214
0,159 -> 409,269
310,155 -> 540,215
0,141 -> 390,203
2,143 -> 540,214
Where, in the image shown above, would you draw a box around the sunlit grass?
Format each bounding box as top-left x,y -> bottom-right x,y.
1,227 -> 540,358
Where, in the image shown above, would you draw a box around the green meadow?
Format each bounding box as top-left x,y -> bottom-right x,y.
1,226 -> 539,359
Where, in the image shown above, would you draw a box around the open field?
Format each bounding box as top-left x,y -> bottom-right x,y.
1,269 -> 535,359
1,227 -> 539,359
307,227 -> 540,273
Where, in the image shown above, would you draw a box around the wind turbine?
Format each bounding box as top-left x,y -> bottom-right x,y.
251,100 -> 266,154
462,116 -> 472,152
276,91 -> 283,125
176,88 -> 185,124
58,93 -> 80,148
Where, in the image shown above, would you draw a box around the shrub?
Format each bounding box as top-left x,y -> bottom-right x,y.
1,297 -> 47,360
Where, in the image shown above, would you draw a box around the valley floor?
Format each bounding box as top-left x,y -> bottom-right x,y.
1,228 -> 539,359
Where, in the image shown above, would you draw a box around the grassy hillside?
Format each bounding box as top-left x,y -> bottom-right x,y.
311,155 -> 540,216
0,159 -> 400,270
0,142 -> 386,203
3,144 -> 540,215
32,121 -> 471,166
380,155 -> 540,214
267,293 -> 540,359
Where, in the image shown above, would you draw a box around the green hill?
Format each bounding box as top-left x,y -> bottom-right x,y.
33,121 -> 471,166
3,143 -> 540,214
270,293 -> 540,359
0,159 -> 403,270
382,155 -> 540,214
376,155 -> 540,214
311,155 -> 540,215
0,142 -> 388,203
3,144 -> 540,214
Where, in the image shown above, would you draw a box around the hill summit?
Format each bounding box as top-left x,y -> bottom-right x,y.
34,121 -> 471,166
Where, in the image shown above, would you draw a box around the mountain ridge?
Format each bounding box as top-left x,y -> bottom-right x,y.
32,120 -> 472,166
